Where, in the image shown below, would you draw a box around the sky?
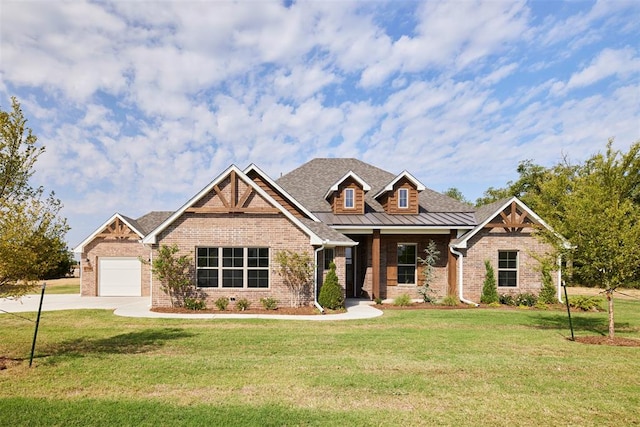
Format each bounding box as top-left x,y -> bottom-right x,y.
1,0 -> 639,248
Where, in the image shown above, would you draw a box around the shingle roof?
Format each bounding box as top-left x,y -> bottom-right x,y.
134,211 -> 174,235
473,198 -> 510,224
276,158 -> 475,216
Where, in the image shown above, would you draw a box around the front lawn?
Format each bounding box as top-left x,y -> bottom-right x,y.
1,298 -> 639,426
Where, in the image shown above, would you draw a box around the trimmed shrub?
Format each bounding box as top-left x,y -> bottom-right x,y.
214,297 -> 229,311
441,295 -> 459,306
260,297 -> 278,310
569,296 -> 604,311
393,294 -> 412,307
235,298 -> 251,311
515,292 -> 537,307
481,260 -> 499,304
318,261 -> 344,309
499,294 -> 515,306
184,297 -> 206,311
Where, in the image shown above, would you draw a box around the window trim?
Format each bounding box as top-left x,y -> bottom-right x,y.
397,243 -> 417,285
344,188 -> 355,209
497,250 -> 518,288
398,188 -> 409,209
196,247 -> 270,289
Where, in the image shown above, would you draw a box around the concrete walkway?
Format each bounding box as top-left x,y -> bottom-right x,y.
0,294 -> 383,321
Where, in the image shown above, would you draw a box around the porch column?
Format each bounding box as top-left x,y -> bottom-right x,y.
372,229 -> 381,299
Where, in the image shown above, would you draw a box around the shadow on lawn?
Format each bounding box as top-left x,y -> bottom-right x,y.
44,328 -> 194,358
528,313 -> 632,336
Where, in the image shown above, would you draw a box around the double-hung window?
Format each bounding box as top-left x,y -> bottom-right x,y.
344,188 -> 354,209
498,251 -> 518,287
398,188 -> 408,209
397,244 -> 417,284
197,247 -> 269,289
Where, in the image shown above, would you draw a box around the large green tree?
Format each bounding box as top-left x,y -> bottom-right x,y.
0,97 -> 69,297
478,140 -> 640,337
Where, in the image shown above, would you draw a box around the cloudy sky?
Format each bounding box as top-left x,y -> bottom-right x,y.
1,0 -> 639,247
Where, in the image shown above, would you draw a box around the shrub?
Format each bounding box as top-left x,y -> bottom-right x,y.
441,295 -> 459,306
150,244 -> 194,308
184,297 -> 206,311
535,301 -> 549,310
374,297 -> 383,305
499,294 -> 515,306
235,298 -> 251,311
481,260 -> 499,304
393,294 -> 412,306
417,240 -> 440,303
515,292 -> 537,307
274,250 -> 313,307
318,261 -> 344,309
569,296 -> 604,311
488,301 -> 501,308
214,297 -> 229,311
260,297 -> 278,310
538,262 -> 557,304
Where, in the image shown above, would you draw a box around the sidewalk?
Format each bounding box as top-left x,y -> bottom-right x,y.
0,294 -> 383,321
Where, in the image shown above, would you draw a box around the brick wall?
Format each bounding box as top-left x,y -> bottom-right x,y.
461,228 -> 558,302
153,212 -> 315,308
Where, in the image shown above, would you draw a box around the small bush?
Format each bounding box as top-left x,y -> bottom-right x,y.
318,262 -> 344,309
235,298 -> 251,311
374,297 -> 383,305
214,297 -> 229,311
488,301 -> 501,308
569,296 -> 604,311
535,301 -> 549,310
515,292 -> 537,307
538,263 -> 557,304
441,295 -> 459,306
481,260 -> 499,304
499,294 -> 515,306
184,297 -> 206,311
393,294 -> 413,307
260,297 -> 278,310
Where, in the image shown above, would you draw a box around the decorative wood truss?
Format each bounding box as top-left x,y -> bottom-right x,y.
97,217 -> 139,240
186,170 -> 280,214
484,201 -> 536,232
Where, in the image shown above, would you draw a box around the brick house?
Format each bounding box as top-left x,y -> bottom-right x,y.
74,158 -> 565,307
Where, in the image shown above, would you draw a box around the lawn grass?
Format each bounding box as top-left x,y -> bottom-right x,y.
40,277 -> 80,295
1,298 -> 639,426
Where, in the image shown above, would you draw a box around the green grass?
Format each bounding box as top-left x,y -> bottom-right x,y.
1,301 -> 639,426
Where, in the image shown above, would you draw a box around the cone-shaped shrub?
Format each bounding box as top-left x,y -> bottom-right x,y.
318,261 -> 344,309
481,260 -> 499,304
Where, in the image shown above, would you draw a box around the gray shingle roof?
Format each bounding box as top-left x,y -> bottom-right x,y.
134,211 -> 174,235
473,198 -> 510,224
276,158 -> 475,218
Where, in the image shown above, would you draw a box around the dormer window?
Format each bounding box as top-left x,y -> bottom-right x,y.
398,188 -> 408,209
344,188 -> 354,208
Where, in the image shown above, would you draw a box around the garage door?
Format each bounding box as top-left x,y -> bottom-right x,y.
98,258 -> 142,296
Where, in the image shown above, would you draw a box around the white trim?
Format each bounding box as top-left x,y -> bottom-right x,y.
344,188 -> 355,208
73,213 -> 144,254
243,163 -> 320,221
332,226 -> 469,235
398,188 -> 409,208
324,171 -> 371,200
142,165 -> 327,247
374,170 -> 426,199
452,196 -> 570,249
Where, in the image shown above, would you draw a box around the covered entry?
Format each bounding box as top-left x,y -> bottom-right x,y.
98,257 -> 142,296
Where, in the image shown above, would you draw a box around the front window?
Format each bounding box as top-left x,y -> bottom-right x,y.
196,247 -> 269,288
398,188 -> 408,208
344,188 -> 354,208
397,244 -> 417,284
498,251 -> 518,287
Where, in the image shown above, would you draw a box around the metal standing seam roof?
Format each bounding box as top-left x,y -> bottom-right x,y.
315,211 -> 476,227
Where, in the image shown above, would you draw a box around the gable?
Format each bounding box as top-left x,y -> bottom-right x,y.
97,216 -> 140,240
329,176 -> 367,214
377,176 -> 420,214
484,200 -> 537,232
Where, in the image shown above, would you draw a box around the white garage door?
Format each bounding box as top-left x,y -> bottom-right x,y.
98,258 -> 142,296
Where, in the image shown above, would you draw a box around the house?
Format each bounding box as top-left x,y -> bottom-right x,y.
73,158 -> 564,307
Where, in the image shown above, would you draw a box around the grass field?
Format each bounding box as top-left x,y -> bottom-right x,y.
1,291 -> 639,426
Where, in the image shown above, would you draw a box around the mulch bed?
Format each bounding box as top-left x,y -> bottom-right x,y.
573,336 -> 640,347
151,306 -> 326,315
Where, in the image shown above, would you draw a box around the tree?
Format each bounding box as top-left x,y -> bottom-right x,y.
417,240 -> 440,303
0,97 -> 69,297
274,250 -> 313,307
318,261 -> 344,309
150,244 -> 194,308
480,260 -> 499,304
443,187 -> 471,204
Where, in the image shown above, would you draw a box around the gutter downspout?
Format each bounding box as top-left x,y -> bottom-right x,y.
449,246 -> 479,307
314,246 -> 325,313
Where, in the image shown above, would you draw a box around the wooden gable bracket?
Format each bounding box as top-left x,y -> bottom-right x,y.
484,201 -> 535,232
96,217 -> 138,240
187,170 -> 280,214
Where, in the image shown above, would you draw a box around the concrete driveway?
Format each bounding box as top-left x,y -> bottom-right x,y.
0,294 -> 383,320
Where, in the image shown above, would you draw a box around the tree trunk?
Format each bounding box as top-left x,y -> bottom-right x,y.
606,289 -> 615,339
